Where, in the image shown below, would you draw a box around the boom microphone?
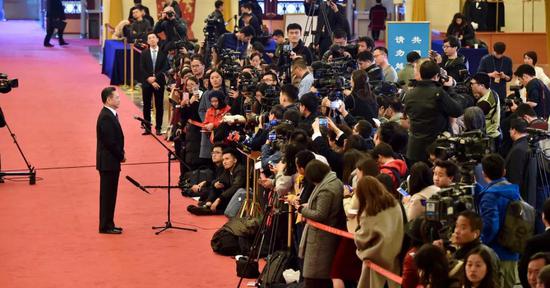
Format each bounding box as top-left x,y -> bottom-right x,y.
133,115 -> 152,125
125,175 -> 150,194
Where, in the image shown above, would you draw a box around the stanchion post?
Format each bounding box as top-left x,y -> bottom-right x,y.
123,37 -> 128,87
130,43 -> 135,93
239,154 -> 251,218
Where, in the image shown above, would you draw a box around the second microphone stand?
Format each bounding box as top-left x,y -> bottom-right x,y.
138,120 -> 196,235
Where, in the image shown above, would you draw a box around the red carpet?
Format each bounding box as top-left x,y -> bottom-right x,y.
0,21 -> 242,287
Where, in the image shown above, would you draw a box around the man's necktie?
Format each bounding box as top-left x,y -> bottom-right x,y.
152,49 -> 157,69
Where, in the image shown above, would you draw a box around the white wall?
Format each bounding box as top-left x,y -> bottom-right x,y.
404,0 -> 546,33
122,0 -> 238,42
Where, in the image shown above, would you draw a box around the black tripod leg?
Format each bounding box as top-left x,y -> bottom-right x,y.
236,191 -> 275,288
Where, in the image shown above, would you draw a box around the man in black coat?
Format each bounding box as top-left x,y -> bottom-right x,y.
96,87 -> 125,234
519,199 -> 550,288
515,64 -> 550,120
403,60 -> 464,163
140,32 -> 169,135
304,0 -> 351,57
277,23 -> 314,68
153,6 -> 188,49
44,0 -> 68,47
505,117 -> 530,199
433,36 -> 468,82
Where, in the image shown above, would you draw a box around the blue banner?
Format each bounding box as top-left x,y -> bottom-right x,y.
386,21 -> 431,71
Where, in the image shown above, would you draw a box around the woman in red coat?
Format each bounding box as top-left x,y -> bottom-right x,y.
203,90 -> 230,132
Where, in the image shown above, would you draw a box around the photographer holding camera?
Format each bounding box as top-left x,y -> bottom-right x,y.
153,6 -> 188,49
128,6 -> 151,45
433,211 -> 500,284
321,29 -> 351,62
403,59 -> 464,163
431,36 -> 468,83
514,64 -> 550,120
217,26 -> 255,58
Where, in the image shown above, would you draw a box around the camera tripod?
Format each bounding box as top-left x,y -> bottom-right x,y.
0,107 -> 36,185
525,137 -> 550,233
236,188 -> 295,288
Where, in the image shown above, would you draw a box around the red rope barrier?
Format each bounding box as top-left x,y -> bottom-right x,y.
305,219 -> 403,285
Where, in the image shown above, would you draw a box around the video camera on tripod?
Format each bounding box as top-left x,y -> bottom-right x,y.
0,74 -> 35,185
434,131 -> 491,164
204,15 -> 220,47
312,59 -> 355,107
0,74 -> 18,94
425,183 -> 475,223
219,48 -> 242,89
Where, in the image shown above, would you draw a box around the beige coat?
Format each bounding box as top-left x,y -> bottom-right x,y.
299,171 -> 345,279
355,204 -> 404,288
403,185 -> 440,221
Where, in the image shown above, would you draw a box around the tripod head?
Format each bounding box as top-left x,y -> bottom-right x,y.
0,73 -> 18,94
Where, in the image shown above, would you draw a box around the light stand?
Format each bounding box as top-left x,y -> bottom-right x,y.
133,119 -> 196,235
0,108 -> 36,185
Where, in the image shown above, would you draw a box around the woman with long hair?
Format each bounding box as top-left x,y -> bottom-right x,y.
403,162 -> 439,221
344,69 -> 378,126
447,13 -> 475,47
330,151 -> 369,288
463,247 -> 500,288
414,244 -> 460,288
296,160 -> 345,288
355,176 -> 404,288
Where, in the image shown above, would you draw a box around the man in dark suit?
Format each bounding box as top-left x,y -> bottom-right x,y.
519,199 -> 550,287
505,118 -> 530,199
140,32 -> 169,135
44,0 -> 68,47
96,87 -> 125,234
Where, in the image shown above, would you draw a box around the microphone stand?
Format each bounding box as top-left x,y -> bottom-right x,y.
136,120 -> 196,235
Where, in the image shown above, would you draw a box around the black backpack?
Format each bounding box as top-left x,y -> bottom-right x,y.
211,217 -> 260,256
259,250 -> 292,287
497,197 -> 536,253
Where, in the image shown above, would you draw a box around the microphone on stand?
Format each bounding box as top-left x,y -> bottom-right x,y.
126,175 -> 150,194
133,115 -> 152,126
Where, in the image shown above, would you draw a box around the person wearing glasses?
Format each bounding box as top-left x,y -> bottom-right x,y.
470,72 -> 501,144
373,47 -> 397,82
431,36 -> 468,82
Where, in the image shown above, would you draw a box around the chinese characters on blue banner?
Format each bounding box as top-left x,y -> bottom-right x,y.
386,22 -> 431,72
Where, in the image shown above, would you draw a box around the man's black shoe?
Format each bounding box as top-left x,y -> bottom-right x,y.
99,228 -> 122,234
155,129 -> 163,136
113,226 -> 123,231
187,205 -> 214,216
59,41 -> 69,46
44,43 -> 54,47
142,131 -> 151,135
